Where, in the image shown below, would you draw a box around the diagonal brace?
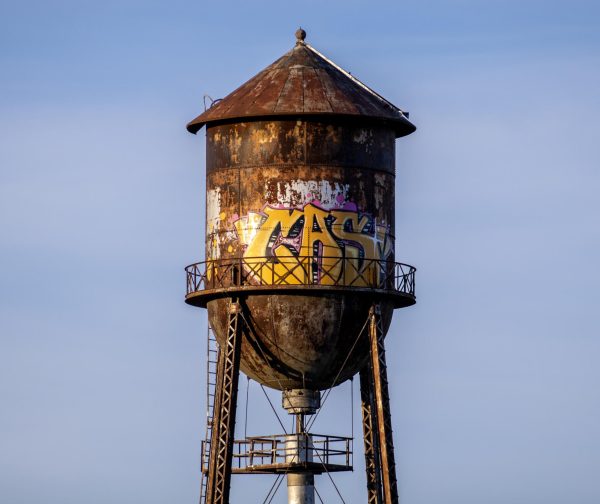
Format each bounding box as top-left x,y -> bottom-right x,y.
205,300 -> 243,504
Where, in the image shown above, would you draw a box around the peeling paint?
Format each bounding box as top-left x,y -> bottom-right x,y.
269,179 -> 351,209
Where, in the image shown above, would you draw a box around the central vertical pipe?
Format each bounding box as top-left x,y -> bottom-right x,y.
287,473 -> 315,504
287,414 -> 314,504
282,389 -> 320,504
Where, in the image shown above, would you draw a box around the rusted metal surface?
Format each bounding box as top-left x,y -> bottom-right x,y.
186,256 -> 413,389
206,120 -> 396,172
195,117 -> 413,390
368,305 -> 399,504
205,302 -> 243,504
207,294 -> 392,390
204,120 -> 397,265
360,366 -> 383,504
187,40 -> 415,138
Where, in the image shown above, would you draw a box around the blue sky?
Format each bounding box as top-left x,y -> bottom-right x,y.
1,1 -> 599,503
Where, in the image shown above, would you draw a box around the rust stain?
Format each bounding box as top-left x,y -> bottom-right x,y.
202,118 -> 399,390
187,43 -> 415,138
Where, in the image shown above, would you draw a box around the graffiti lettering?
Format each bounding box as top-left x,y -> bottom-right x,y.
232,203 -> 393,287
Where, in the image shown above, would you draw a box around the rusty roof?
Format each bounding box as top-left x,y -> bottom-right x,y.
187,34 -> 416,137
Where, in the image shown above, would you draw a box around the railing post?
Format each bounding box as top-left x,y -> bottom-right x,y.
346,438 -> 350,466
201,440 -> 205,473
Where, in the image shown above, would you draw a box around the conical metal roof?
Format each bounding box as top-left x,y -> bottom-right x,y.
187,32 -> 416,137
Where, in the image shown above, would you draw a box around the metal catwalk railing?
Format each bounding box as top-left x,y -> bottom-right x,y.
186,256 -> 415,296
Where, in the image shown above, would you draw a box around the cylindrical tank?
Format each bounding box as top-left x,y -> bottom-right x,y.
186,32 -> 415,391
205,118 -> 397,390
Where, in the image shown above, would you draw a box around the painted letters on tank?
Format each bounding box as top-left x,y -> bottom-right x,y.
208,181 -> 394,288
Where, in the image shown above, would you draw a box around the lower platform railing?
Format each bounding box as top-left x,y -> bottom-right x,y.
200,433 -> 353,474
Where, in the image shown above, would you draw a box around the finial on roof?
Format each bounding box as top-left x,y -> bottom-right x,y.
295,27 -> 306,45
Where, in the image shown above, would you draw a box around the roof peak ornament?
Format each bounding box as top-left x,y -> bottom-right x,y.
295,27 -> 306,45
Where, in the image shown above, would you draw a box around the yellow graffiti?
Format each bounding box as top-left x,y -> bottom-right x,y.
233,203 -> 393,288
300,205 -> 343,285
242,207 -> 305,284
330,211 -> 375,284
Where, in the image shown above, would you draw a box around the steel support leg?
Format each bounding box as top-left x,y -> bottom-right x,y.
360,365 -> 383,504
205,301 -> 243,504
368,304 -> 399,504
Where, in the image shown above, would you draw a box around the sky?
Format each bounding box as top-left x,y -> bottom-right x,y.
1,1 -> 599,503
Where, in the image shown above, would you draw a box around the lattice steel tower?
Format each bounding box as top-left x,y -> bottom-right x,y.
185,29 -> 417,504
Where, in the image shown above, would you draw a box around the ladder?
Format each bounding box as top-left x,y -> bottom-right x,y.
200,323 -> 219,504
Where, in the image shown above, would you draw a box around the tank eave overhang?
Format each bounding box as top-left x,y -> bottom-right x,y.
186,112 -> 416,137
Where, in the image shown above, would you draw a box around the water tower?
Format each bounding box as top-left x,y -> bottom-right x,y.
185,29 -> 416,504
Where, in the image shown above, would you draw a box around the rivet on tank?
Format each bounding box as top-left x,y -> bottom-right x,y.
185,28 -> 417,504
